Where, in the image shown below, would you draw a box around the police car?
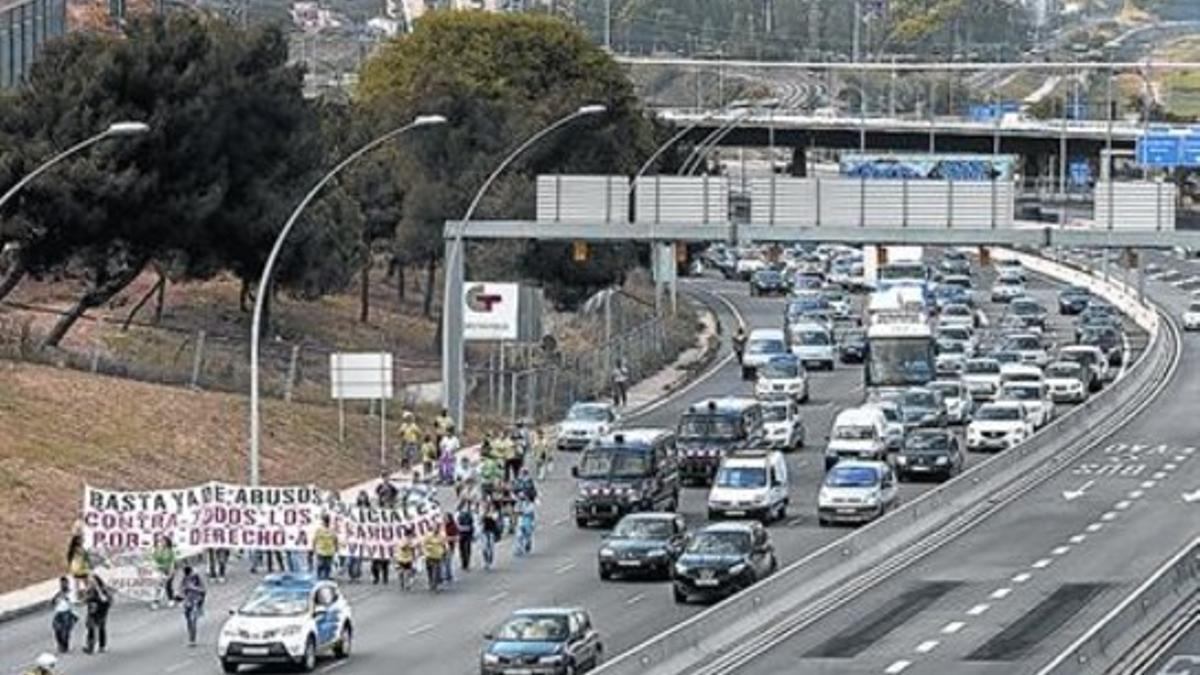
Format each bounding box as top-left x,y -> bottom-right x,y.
218,573 -> 353,673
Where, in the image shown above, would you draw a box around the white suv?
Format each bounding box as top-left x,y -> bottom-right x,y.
219,574 -> 352,673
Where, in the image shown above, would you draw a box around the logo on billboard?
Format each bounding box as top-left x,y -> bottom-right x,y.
465,284 -> 504,312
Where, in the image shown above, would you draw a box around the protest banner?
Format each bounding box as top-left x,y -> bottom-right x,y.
82,481 -> 442,561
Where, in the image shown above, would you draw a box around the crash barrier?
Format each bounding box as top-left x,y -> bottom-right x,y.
1036,536 -> 1200,675
596,258 -> 1173,675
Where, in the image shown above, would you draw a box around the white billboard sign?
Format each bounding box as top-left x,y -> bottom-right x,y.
463,282 -> 520,341
330,352 -> 394,400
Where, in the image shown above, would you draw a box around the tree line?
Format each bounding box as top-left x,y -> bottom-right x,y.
0,10 -> 684,348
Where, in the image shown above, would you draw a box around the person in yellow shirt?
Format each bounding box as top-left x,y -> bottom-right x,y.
422,530 -> 448,591
420,435 -> 438,482
312,515 -> 338,580
399,412 -> 421,470
434,409 -> 455,440
395,539 -> 417,591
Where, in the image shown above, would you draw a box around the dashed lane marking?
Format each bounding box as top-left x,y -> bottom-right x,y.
942,621 -> 966,634
1086,523 -> 1104,532
553,516 -> 569,526
1069,534 -> 1087,544
554,562 -> 577,575
1129,490 -> 1145,499
408,623 -> 436,636
1115,501 -> 1132,510
488,591 -> 509,604
990,588 -> 1012,600
884,660 -> 912,674
1013,572 -> 1033,583
1144,480 -> 1159,488
915,640 -> 939,654
1052,546 -> 1071,556
1033,558 -> 1055,568
1154,471 -> 1169,480
967,604 -> 991,616
1101,512 -> 1118,522
626,593 -> 645,605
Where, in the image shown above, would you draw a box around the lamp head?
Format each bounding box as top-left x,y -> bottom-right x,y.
106,121 -> 150,136
413,114 -> 448,127
577,104 -> 607,116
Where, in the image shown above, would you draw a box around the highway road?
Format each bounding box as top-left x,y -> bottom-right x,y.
0,261 -> 1095,675
717,252 -> 1190,675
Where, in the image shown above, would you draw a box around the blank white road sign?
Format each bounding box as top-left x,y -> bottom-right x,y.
330,352 -> 393,400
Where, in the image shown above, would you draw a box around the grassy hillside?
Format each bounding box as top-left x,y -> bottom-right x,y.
0,360 -> 407,594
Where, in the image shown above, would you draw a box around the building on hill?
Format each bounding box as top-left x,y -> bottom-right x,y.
0,0 -> 67,88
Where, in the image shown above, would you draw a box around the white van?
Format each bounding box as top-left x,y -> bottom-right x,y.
824,406 -> 889,471
741,328 -> 789,380
707,450 -> 790,523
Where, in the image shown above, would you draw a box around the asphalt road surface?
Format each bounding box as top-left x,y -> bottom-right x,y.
0,259 -> 1100,675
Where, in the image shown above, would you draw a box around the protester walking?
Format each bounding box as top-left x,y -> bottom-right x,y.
434,408 -> 455,446
611,359 -> 629,407
439,430 -> 459,485
399,411 -> 422,472
395,538 -> 417,591
206,548 -> 229,584
82,574 -> 111,654
420,434 -> 437,482
442,514 -> 459,584
65,527 -> 90,603
532,429 -> 552,480
481,506 -> 502,571
515,496 -> 537,557
513,467 -> 538,503
422,530 -> 448,592
494,433 -> 517,482
50,577 -> 76,653
312,514 -> 338,581
376,473 -> 399,509
180,566 -> 205,646
456,503 -> 475,571
151,535 -> 177,609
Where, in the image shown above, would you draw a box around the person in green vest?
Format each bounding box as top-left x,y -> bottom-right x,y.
151,535 -> 177,610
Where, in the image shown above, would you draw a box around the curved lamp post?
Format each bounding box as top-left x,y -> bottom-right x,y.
0,121 -> 149,212
442,103 -> 608,429
248,113 -> 447,485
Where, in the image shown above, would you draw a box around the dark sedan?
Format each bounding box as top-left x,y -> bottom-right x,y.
1058,286 -> 1090,315
673,522 -> 776,604
749,269 -> 788,296
598,513 -> 687,580
839,329 -> 867,364
896,429 -> 963,481
481,609 -> 602,675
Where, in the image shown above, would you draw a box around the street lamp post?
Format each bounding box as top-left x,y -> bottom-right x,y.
0,121 -> 149,212
442,104 -> 607,431
247,114 -> 446,486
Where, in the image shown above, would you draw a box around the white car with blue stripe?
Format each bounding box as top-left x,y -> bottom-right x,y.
218,573 -> 353,673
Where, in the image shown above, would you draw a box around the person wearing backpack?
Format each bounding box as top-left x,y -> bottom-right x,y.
81,574 -> 112,654
455,503 -> 476,571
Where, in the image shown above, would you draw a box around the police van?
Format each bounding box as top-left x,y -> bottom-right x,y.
571,428 -> 680,527
676,398 -> 765,485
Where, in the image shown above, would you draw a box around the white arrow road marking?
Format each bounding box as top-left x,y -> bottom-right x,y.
1062,480 -> 1095,501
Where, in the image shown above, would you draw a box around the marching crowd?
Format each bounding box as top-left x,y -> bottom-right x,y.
31,409 -> 554,673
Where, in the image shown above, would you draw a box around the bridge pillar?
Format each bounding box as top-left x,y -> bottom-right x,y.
789,145 -> 807,177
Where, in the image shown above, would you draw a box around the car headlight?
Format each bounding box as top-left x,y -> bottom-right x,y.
935,456 -> 949,465
539,655 -> 566,665
221,624 -> 239,638
483,653 -> 501,665
729,563 -> 748,576
895,455 -> 908,465
863,493 -> 880,506
599,547 -> 615,558
647,549 -> 668,558
281,625 -> 305,638
674,562 -> 690,575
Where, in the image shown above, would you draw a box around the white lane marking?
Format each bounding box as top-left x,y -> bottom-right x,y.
1115,501 -> 1132,510
885,660 -> 912,674
1101,512 -> 1118,522
1129,490 -> 1145,499
1012,571 -> 1032,582
1174,455 -> 1188,462
1087,523 -> 1104,532
488,591 -> 509,604
1069,534 -> 1087,544
1154,471 -> 1168,480
319,661 -> 350,674
1052,546 -> 1071,556
990,588 -> 1012,599
967,604 -> 991,616
1184,447 -> 1196,456
553,516 -> 569,526
1166,463 -> 1180,471
1033,558 -> 1054,569
1143,480 -> 1159,488
942,621 -> 966,634
626,593 -> 645,605
555,562 -> 577,575
408,623 -> 436,636
786,517 -> 804,527
915,640 -> 940,654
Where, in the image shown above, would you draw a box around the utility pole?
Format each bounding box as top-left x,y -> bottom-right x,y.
852,0 -> 861,63
604,0 -> 611,51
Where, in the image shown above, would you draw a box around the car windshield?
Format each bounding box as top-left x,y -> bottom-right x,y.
938,328 -> 969,340
761,359 -> 800,378
834,424 -> 875,440
238,587 -> 309,617
567,405 -> 609,422
755,271 -> 782,283
938,341 -> 965,354
577,449 -> 649,479
966,360 -> 1000,374
998,277 -> 1022,286
903,391 -> 936,408
943,306 -> 969,316
1046,363 -> 1082,378
1189,302 -> 1200,312
1004,386 -> 1040,401
679,415 -> 739,440
797,331 -> 830,346
686,531 -> 751,555
993,351 -> 1021,364
748,339 -> 787,355
878,405 -> 900,422
1007,337 -> 1040,350
762,405 -> 789,422
907,433 -> 951,452
929,383 -> 962,399
977,405 -> 1022,421
716,466 -> 767,488
825,466 -> 880,488
612,518 -> 673,540
496,615 -> 569,642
